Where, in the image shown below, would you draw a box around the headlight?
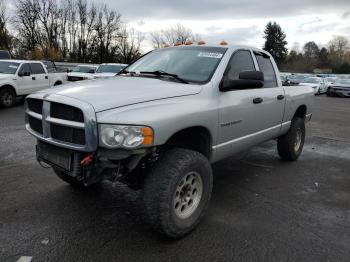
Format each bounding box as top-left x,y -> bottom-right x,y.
99,124 -> 154,149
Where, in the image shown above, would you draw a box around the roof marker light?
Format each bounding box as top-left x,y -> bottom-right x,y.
185,41 -> 193,45
220,40 -> 228,46
198,40 -> 206,45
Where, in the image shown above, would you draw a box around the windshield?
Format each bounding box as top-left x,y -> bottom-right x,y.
126,46 -> 227,83
0,61 -> 20,74
335,79 -> 350,85
0,50 -> 11,59
303,78 -> 320,84
72,66 -> 96,73
96,65 -> 125,73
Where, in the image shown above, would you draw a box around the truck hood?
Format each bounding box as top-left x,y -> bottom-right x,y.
68,72 -> 95,79
0,74 -> 13,80
94,73 -> 117,78
37,76 -> 202,112
300,83 -> 319,88
331,85 -> 350,89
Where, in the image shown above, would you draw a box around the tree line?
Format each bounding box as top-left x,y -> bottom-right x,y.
263,21 -> 350,73
0,0 -> 143,63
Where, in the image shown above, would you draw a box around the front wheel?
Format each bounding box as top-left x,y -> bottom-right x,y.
277,117 -> 306,161
143,148 -> 213,239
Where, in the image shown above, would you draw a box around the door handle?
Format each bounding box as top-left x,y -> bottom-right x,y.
253,97 -> 263,104
277,95 -> 285,100
32,77 -> 36,80
45,76 -> 48,79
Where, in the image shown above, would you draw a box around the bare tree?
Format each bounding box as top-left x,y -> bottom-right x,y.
94,4 -> 121,63
150,23 -> 199,48
0,0 -> 13,52
15,0 -> 41,54
150,31 -> 165,48
328,36 -> 350,66
117,27 -> 144,63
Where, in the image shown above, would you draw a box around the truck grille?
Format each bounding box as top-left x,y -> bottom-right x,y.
25,96 -> 96,152
51,124 -> 85,145
28,115 -> 43,134
51,102 -> 84,123
27,98 -> 43,114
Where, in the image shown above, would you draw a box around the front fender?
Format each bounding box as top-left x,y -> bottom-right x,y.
96,94 -> 218,147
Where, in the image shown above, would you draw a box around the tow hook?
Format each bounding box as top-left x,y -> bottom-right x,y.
80,154 -> 94,166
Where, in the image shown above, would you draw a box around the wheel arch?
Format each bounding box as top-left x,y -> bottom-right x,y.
293,105 -> 307,119
0,84 -> 17,95
164,126 -> 213,160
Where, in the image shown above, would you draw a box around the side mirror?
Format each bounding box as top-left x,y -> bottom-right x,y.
18,71 -> 31,77
220,71 -> 264,91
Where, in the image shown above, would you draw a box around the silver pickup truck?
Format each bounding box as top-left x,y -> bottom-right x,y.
25,44 -> 314,238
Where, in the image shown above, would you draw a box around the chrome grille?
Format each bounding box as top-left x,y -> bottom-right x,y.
25,94 -> 98,152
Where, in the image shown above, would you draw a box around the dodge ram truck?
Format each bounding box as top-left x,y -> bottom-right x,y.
0,60 -> 67,107
25,44 -> 314,238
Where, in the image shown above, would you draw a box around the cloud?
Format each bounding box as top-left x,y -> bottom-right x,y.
342,11 -> 350,18
102,0 -> 350,20
203,26 -> 262,46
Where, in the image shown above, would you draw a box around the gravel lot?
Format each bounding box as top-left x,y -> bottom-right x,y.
1,96 -> 350,262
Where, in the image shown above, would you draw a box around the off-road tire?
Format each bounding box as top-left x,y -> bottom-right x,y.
0,88 -> 16,107
143,148 -> 213,239
277,117 -> 305,161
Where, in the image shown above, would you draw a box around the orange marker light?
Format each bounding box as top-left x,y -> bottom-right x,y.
174,41 -> 182,46
198,40 -> 206,45
164,44 -> 170,48
141,127 -> 154,145
185,41 -> 193,45
220,40 -> 228,46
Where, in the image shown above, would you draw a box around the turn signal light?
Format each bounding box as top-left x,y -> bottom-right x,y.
141,127 -> 154,145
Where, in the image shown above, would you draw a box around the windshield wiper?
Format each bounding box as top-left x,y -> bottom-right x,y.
117,69 -> 137,76
140,70 -> 189,84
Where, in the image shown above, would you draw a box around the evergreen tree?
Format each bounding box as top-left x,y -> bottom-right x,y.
263,21 -> 288,65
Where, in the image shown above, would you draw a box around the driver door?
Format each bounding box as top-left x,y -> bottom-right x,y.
17,63 -> 35,95
216,50 -> 285,159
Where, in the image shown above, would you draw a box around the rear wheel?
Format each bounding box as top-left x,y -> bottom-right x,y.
143,148 -> 213,238
0,88 -> 16,107
277,117 -> 305,161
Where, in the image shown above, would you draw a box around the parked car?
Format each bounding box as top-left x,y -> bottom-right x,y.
300,77 -> 327,95
0,50 -> 11,60
67,65 -> 98,82
325,77 -> 338,89
25,45 -> 314,238
94,63 -> 128,79
42,60 -> 69,73
0,60 -> 67,107
327,79 -> 350,97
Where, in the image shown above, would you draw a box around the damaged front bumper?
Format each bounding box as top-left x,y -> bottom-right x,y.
36,140 -> 155,186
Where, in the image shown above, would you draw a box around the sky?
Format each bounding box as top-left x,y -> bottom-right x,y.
100,0 -> 350,52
